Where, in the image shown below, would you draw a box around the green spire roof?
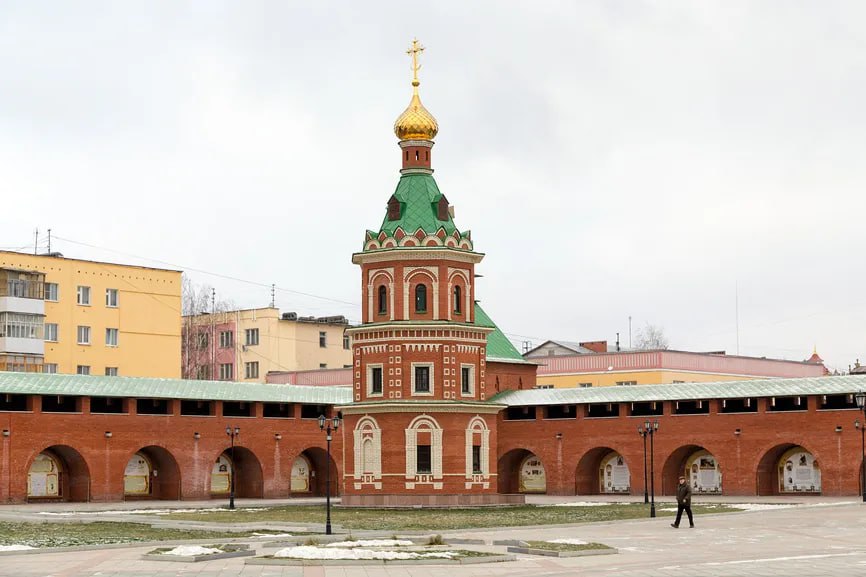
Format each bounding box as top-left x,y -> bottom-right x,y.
379,173 -> 456,236
474,302 -> 529,364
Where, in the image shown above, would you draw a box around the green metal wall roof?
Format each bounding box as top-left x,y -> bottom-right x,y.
0,372 -> 353,404
488,375 -> 866,406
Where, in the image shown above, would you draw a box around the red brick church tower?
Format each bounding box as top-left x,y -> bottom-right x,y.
340,40 -> 533,506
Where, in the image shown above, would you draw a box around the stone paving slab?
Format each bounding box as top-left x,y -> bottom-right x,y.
0,501 -> 865,576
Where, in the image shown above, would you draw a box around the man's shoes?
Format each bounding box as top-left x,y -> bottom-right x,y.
670,523 -> 678,528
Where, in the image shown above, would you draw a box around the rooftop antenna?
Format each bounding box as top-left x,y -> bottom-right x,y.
34,228 -> 38,255
271,283 -> 276,308
521,340 -> 532,354
616,332 -> 620,352
47,229 -> 52,254
628,316 -> 632,349
735,280 -> 740,355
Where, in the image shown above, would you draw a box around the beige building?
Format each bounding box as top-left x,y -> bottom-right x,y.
182,308 -> 353,383
0,251 -> 181,378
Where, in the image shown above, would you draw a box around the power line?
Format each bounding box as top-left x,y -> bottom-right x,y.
51,235 -> 361,308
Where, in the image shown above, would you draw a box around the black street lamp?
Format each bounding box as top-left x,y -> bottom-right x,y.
855,392 -> 866,502
637,425 -> 649,504
318,413 -> 341,535
225,425 -> 240,510
638,419 -> 659,517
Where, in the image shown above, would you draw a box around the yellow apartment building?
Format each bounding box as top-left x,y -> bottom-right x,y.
182,307 -> 353,383
0,251 -> 181,378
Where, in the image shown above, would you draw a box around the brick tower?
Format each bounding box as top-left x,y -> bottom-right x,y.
340,40 -> 524,507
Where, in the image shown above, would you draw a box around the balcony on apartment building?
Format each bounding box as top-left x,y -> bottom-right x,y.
0,268 -> 46,369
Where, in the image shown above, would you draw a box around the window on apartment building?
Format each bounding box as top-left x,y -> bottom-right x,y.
76,285 -> 90,305
0,313 -> 43,339
413,364 -> 431,393
77,325 -> 91,345
371,366 -> 383,394
44,323 -> 58,342
416,444 -> 432,474
472,445 -> 482,474
615,380 -> 637,386
319,331 -> 327,348
196,365 -> 211,380
44,283 -> 59,302
43,363 -> 58,374
461,366 -> 473,394
245,361 -> 259,379
76,365 -> 90,375
579,383 -> 593,388
319,363 -> 327,369
377,285 -> 387,314
343,334 -> 350,350
105,288 -> 118,307
245,328 -> 259,346
219,363 -> 233,380
105,328 -> 118,347
453,285 -> 462,314
197,332 -> 209,349
414,284 -> 427,313
105,367 -> 118,377
219,331 -> 233,348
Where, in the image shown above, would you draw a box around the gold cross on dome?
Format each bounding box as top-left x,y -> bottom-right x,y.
406,38 -> 424,86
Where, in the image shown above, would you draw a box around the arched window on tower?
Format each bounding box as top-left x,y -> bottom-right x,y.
415,284 -> 427,313
377,285 -> 387,315
453,285 -> 462,314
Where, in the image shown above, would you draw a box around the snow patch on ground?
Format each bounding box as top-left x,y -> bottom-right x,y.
162,545 -> 223,556
251,532 -> 292,538
326,539 -> 413,548
546,502 -> 620,507
273,546 -> 456,560
0,545 -> 35,552
547,538 -> 587,545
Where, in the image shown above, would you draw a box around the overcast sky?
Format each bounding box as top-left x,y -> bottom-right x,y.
2,2 -> 865,372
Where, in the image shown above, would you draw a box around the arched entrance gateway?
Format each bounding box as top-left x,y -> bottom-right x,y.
27,446 -> 90,502
519,454 -> 547,493
123,446 -> 181,500
209,447 -> 264,499
575,447 -> 630,494
662,445 -> 721,495
293,448 -> 339,497
497,449 -> 546,494
757,444 -> 822,495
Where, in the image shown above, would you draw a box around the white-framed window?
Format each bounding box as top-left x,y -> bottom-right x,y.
245,361 -> 259,379
105,328 -> 118,347
579,382 -> 593,388
219,330 -> 233,348
411,363 -> 434,395
76,285 -> 91,306
219,363 -> 233,380
77,325 -> 91,345
44,363 -> 58,374
460,364 -> 475,395
245,328 -> 259,346
472,445 -> 482,474
616,380 -> 637,386
76,365 -> 90,375
367,364 -> 384,396
105,367 -> 118,376
105,288 -> 118,307
416,444 -> 432,474
44,323 -> 59,342
44,283 -> 59,302
319,331 -> 327,348
343,334 -> 350,350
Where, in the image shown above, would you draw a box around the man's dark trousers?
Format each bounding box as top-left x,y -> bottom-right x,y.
674,502 -> 693,527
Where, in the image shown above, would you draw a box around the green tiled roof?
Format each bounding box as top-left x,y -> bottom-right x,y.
0,372 -> 353,404
378,173 -> 457,236
474,302 -> 529,364
488,375 -> 866,406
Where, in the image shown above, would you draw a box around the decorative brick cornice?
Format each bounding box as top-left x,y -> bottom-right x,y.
353,248 -> 484,265
336,401 -> 504,415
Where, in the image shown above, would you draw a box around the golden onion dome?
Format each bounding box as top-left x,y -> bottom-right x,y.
394,39 -> 438,141
394,83 -> 438,141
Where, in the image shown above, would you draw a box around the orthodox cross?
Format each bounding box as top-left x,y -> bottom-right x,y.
407,38 -> 424,86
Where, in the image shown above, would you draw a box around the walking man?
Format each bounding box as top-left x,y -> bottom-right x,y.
671,475 -> 694,528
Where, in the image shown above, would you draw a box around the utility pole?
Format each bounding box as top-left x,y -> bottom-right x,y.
211,288 -> 216,379
47,229 -> 52,254
34,229 -> 38,255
